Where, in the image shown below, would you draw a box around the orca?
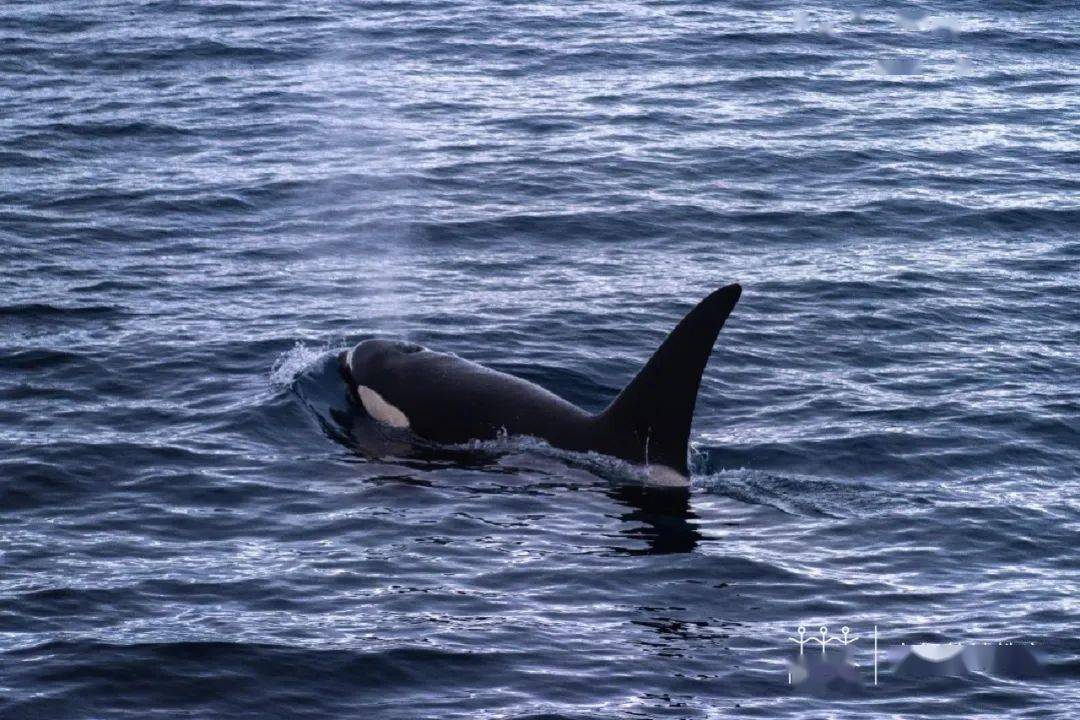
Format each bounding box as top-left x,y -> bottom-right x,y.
338,283 -> 741,486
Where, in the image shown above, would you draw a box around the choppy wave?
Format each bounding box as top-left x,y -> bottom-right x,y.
2,0 -> 1077,718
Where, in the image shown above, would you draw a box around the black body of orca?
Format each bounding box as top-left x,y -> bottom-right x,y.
339,283 -> 741,485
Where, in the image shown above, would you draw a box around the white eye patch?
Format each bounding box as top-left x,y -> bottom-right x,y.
356,384 -> 410,429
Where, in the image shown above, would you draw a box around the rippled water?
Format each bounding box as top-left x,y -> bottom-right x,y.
2,1 -> 1078,717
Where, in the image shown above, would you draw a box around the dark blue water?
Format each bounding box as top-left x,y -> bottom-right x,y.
2,1 -> 1078,717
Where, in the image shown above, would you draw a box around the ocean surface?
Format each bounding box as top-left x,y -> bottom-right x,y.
2,1 -> 1078,717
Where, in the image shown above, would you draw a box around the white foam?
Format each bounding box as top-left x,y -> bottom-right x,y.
450,434 -> 692,488
269,341 -> 327,388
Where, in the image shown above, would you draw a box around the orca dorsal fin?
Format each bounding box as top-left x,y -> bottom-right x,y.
598,283 -> 742,477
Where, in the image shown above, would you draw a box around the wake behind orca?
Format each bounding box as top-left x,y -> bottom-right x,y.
339,283 -> 741,486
